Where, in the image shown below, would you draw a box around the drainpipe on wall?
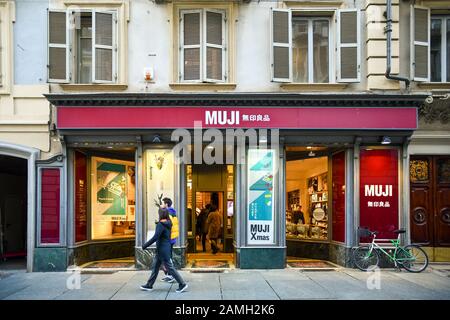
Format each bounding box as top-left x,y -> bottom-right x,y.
385,0 -> 410,89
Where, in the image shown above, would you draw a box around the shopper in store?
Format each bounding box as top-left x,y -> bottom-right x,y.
140,208 -> 188,293
206,204 -> 221,254
196,204 -> 210,252
160,197 -> 178,283
292,205 -> 305,225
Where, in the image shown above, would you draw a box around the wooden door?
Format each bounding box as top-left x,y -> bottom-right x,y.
410,156 -> 450,247
410,156 -> 434,246
434,157 -> 450,246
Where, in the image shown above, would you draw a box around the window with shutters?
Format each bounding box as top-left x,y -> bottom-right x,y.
430,16 -> 450,83
271,8 -> 360,84
179,9 -> 227,82
411,6 -> 430,82
48,9 -> 117,84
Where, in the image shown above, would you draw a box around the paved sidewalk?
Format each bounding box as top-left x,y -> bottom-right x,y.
0,265 -> 449,300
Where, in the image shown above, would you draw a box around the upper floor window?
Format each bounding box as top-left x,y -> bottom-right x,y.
179,9 -> 227,82
411,6 -> 450,83
430,16 -> 450,82
292,17 -> 331,83
271,8 -> 360,84
48,9 -> 117,84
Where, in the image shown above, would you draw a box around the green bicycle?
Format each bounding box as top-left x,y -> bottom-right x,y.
352,228 -> 429,273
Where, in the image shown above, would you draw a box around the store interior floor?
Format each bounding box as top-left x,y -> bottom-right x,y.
186,252 -> 234,269
0,256 -> 26,271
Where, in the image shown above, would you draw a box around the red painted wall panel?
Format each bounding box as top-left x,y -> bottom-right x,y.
332,151 -> 346,243
359,149 -> 399,242
40,168 -> 60,244
75,151 -> 88,243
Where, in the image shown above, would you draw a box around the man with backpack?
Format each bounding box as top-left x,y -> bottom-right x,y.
160,197 -> 178,283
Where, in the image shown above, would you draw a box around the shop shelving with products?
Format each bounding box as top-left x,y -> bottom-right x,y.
307,172 -> 328,240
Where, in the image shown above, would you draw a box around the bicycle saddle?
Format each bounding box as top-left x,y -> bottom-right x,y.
394,229 -> 406,234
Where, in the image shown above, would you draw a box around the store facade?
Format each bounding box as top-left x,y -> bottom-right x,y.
37,93 -> 426,271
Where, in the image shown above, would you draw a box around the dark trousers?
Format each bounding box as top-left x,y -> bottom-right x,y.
163,243 -> 174,275
147,254 -> 184,287
210,238 -> 219,253
201,233 -> 208,252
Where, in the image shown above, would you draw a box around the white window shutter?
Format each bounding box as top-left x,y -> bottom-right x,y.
93,10 -> 115,83
337,9 -> 360,83
181,10 -> 202,82
271,8 -> 292,82
411,5 -> 430,82
204,10 -> 226,82
48,10 -> 69,83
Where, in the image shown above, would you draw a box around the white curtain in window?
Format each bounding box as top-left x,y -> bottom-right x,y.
313,20 -> 329,83
292,19 -> 308,83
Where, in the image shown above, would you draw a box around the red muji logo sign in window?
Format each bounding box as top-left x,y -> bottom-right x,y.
359,149 -> 399,241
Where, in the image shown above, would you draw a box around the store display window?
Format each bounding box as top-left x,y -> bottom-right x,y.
91,156 -> 136,240
286,154 -> 329,241
146,149 -> 174,239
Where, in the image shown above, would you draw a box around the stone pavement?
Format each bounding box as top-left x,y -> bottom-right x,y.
0,264 -> 449,300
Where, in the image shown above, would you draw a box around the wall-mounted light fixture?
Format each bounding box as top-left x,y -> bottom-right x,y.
152,134 -> 161,143
381,136 -> 392,145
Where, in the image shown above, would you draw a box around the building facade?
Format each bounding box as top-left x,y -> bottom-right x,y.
0,0 -> 448,272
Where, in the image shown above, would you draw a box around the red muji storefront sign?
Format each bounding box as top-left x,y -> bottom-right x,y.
359,149 -> 399,241
56,107 -> 417,130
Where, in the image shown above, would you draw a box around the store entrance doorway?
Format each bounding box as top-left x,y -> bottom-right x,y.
186,164 -> 235,268
0,155 -> 27,270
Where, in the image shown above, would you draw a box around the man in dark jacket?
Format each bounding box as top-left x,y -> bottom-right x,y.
140,208 -> 188,293
196,204 -> 210,252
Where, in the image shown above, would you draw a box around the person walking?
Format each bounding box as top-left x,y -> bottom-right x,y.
196,204 -> 210,252
160,197 -> 179,283
206,205 -> 221,254
140,208 -> 188,293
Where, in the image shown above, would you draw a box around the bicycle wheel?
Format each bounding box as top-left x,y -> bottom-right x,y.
352,246 -> 379,271
396,245 -> 429,273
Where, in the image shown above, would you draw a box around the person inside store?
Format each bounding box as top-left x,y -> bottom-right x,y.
292,205 -> 305,224
206,204 -> 221,254
140,208 -> 188,293
196,204 -> 211,252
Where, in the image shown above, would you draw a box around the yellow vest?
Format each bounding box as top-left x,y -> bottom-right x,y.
170,215 -> 179,240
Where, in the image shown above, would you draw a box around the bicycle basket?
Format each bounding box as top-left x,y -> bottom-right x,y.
358,227 -> 372,237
